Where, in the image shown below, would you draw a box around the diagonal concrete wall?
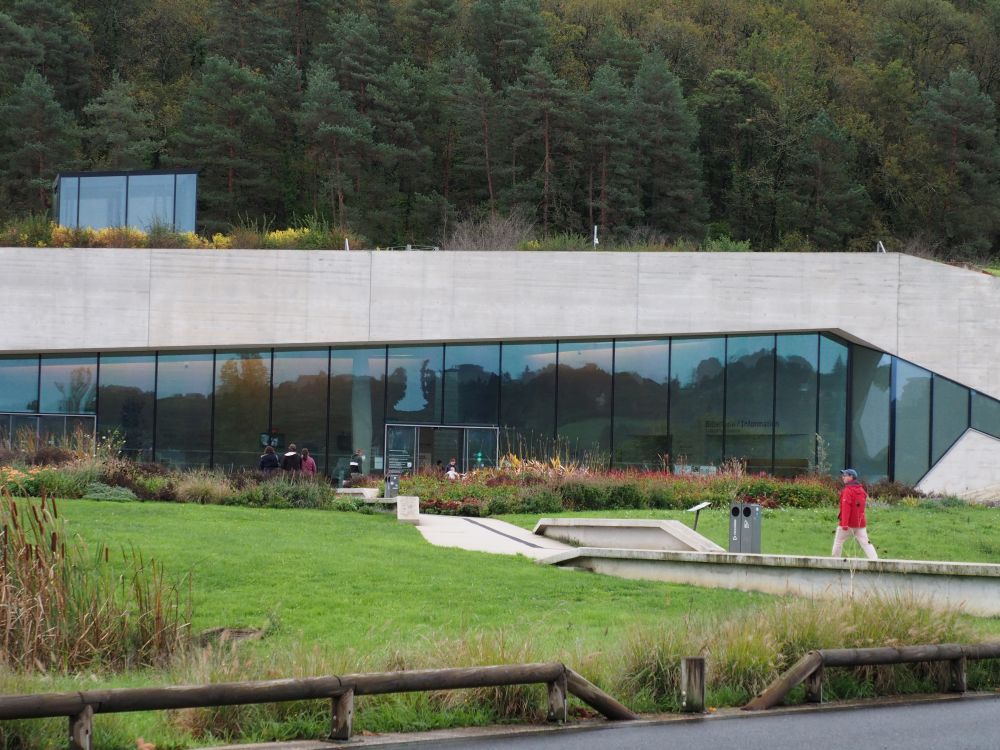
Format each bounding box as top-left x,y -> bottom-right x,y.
917,430 -> 1000,499
1,249 -> 998,399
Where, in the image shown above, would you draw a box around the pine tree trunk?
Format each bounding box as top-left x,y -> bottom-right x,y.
481,98 -> 495,213
600,148 -> 608,231
543,110 -> 551,235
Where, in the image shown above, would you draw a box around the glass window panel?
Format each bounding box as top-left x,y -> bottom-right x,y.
127,174 -> 175,231
175,173 -> 197,232
271,349 -> 329,472
818,334 -> 848,474
774,334 -> 818,477
330,348 -> 385,480
387,345 -> 442,423
58,176 -> 79,227
443,343 -> 499,425
78,175 -> 127,229
213,350 -> 271,469
612,339 -> 670,469
499,342 -> 557,457
725,335 -> 775,474
932,375 -> 968,463
0,355 -> 39,412
972,391 -> 1000,439
669,337 -> 725,471
39,355 -> 97,413
98,354 -> 155,460
156,352 -> 213,468
557,340 -> 612,459
850,345 -> 891,481
893,361 -> 931,485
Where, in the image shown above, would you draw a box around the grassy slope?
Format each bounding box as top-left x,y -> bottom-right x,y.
54,500 -> 761,656
500,503 -> 1000,564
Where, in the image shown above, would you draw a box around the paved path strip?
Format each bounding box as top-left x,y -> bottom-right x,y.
414,515 -> 571,560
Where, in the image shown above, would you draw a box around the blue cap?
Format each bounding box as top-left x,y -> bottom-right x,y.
840,468 -> 858,479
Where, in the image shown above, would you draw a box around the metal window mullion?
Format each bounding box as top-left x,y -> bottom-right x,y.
770,334 -> 777,476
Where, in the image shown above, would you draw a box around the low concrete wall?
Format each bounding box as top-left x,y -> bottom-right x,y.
533,518 -> 724,553
541,548 -> 1000,616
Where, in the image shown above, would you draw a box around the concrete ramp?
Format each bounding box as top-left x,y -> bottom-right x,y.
533,518 -> 724,553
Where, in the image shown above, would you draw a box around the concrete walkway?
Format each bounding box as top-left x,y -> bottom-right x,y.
415,515 -> 572,560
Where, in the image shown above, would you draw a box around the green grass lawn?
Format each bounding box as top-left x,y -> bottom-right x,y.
500,502 -> 1000,564
52,500 -> 763,657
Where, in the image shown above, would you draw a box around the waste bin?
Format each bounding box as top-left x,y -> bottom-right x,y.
384,474 -> 400,499
728,501 -> 761,553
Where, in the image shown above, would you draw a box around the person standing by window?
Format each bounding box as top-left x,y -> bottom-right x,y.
301,447 -> 317,476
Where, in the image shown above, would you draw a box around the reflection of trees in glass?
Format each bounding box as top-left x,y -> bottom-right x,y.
557,362 -> 612,455
98,384 -> 152,456
670,347 -> 725,468
445,363 -> 499,424
388,360 -> 436,415
500,363 -> 556,445
214,354 -> 269,467
56,366 -> 95,412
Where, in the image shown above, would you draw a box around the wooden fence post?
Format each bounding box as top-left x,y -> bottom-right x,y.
805,665 -> 824,703
547,672 -> 567,723
681,657 -> 706,713
68,705 -> 93,750
949,657 -> 967,694
329,689 -> 353,741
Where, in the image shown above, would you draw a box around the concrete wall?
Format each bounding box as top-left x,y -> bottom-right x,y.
2,248 -> 999,398
543,548 -> 1000,616
917,430 -> 1000,499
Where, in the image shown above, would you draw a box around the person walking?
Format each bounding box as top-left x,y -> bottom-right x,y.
301,447 -> 317,476
832,468 -> 878,560
281,443 -> 302,472
259,445 -> 280,474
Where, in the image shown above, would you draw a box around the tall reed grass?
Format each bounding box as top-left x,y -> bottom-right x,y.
0,492 -> 191,672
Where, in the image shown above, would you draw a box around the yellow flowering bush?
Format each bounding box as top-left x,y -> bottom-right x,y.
0,466 -> 41,496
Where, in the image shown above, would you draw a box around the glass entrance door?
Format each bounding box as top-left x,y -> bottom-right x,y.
384,424 -> 499,474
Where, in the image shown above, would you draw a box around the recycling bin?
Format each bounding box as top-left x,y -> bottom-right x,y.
728,501 -> 762,553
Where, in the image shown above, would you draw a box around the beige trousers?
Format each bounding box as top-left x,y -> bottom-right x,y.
832,526 -> 878,560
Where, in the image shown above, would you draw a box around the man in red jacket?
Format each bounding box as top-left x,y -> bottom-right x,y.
832,469 -> 879,560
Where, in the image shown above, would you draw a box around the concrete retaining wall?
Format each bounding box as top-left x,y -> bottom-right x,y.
541,548 -> 1000,616
2,249 -> 999,400
533,518 -> 724,552
917,430 -> 1000,499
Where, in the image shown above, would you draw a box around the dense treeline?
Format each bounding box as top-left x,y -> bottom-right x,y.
1,0 -> 1000,255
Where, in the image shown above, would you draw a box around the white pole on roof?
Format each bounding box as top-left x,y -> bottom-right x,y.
593,225 -> 599,247
345,237 -> 350,251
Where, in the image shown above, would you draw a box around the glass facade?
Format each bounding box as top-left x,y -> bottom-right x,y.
725,335 -> 775,473
2,334 -> 994,482
557,341 -> 613,458
97,354 -> 155,460
155,352 -> 213,467
54,170 -> 198,232
612,339 -> 670,468
893,361 -> 931,485
443,344 -> 500,425
670,337 -> 725,470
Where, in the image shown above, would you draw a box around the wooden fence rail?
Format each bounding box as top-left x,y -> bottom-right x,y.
744,642 -> 1000,711
0,662 -> 637,749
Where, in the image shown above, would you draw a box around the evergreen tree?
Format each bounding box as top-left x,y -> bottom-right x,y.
397,0 -> 460,66
316,11 -> 387,114
168,56 -> 275,230
205,0 -> 292,71
0,71 -> 78,214
470,0 -> 548,87
8,0 -> 95,112
83,73 -> 162,170
776,112 -> 870,250
912,68 -> 1000,254
0,12 -> 43,99
583,64 -> 638,233
631,52 -> 707,239
506,49 -> 580,234
298,63 -> 373,225
264,58 -> 305,222
440,49 -> 501,211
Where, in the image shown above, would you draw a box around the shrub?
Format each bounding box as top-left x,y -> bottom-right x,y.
34,463 -> 100,498
83,481 -> 138,501
701,235 -> 752,252
175,471 -> 234,504
228,475 -> 339,509
0,213 -> 52,246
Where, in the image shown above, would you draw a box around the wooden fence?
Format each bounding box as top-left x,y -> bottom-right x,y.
0,662 -> 637,750
744,643 -> 1000,711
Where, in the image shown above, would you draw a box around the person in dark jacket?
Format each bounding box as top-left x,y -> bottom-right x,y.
281,443 -> 302,472
259,445 -> 280,473
832,469 -> 878,560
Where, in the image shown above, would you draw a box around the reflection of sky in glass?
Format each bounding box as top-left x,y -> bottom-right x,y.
559,341 -> 613,368
388,347 -> 440,413
39,356 -> 97,413
273,350 -> 328,386
445,343 -> 499,373
613,340 -> 669,382
501,343 -> 556,377
331,348 -> 385,380
671,337 -> 724,386
99,354 -> 155,390
157,353 -> 213,398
